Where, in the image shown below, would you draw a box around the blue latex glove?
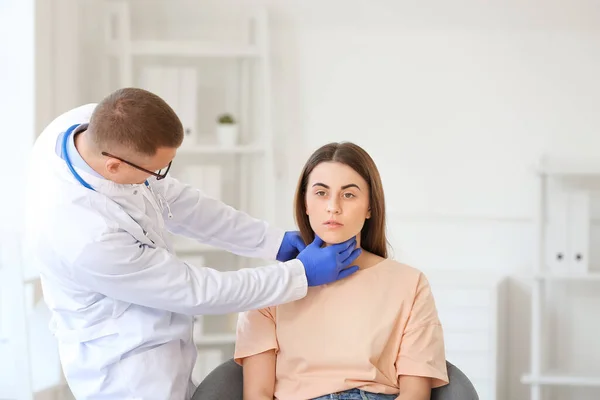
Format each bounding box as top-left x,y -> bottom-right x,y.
276,231 -> 307,262
297,235 -> 361,287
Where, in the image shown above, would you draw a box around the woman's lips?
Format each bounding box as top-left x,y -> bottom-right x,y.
323,220 -> 344,228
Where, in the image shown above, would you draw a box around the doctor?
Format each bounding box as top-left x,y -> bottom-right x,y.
23,87 -> 361,400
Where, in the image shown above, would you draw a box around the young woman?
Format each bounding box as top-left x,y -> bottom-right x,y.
234,142 -> 448,400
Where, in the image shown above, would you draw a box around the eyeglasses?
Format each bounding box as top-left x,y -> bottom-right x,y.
101,151 -> 172,181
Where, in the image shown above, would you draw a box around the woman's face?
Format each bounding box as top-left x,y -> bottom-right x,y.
305,161 -> 371,246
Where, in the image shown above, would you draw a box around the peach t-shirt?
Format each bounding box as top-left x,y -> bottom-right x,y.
234,259 -> 449,400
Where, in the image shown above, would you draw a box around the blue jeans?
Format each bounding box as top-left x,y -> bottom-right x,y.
311,388 -> 397,400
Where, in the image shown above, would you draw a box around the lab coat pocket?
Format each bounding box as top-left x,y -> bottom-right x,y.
117,340 -> 186,399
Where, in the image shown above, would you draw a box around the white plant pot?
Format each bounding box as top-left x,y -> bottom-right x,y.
216,124 -> 238,147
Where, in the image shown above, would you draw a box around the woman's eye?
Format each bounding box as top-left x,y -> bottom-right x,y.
343,192 -> 355,199
315,191 -> 326,196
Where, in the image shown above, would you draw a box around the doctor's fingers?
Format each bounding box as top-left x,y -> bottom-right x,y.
338,265 -> 359,280
291,234 -> 307,251
338,247 -> 361,268
335,238 -> 359,259
329,237 -> 357,254
311,234 -> 325,248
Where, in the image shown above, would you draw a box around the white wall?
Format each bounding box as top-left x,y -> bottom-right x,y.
0,0 -> 36,231
265,5 -> 600,399
63,0 -> 600,399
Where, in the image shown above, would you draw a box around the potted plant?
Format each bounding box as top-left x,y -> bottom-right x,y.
216,113 -> 238,146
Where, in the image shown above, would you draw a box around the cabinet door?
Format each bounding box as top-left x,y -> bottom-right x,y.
427,272 -> 507,400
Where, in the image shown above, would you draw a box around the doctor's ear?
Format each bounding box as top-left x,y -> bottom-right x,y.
105,158 -> 122,174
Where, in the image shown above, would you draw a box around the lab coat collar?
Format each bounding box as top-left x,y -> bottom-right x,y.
52,123 -> 152,197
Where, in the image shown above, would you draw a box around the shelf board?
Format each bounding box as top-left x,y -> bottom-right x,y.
194,333 -> 236,345
109,40 -> 261,58
534,272 -> 600,282
177,144 -> 266,155
522,373 -> 600,387
537,156 -> 600,177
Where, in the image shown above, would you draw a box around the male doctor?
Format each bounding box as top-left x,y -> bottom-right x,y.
23,88 -> 361,400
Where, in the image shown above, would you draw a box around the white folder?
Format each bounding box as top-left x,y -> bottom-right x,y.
567,190 -> 590,274
546,189 -> 569,273
178,165 -> 222,201
178,67 -> 198,148
163,67 -> 180,121
202,165 -> 222,201
138,66 -> 164,99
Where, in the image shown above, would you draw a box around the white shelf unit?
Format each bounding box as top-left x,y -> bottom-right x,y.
100,0 -> 277,380
0,232 -> 70,400
521,156 -> 600,400
426,270 -> 508,400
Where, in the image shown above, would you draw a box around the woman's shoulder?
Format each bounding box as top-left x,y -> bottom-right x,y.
375,258 -> 430,285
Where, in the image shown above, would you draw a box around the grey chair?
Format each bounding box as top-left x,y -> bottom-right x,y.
192,359 -> 479,400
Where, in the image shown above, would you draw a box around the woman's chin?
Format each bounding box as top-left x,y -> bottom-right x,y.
317,230 -> 356,246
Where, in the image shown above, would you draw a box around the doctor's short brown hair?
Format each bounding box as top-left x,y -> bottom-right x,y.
293,142 -> 389,259
88,87 -> 184,156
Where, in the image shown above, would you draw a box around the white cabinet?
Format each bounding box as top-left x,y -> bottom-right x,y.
100,0 -> 277,379
426,270 -> 508,400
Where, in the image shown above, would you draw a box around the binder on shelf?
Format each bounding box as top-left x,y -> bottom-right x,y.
138,65 -> 196,148
545,189 -> 569,273
545,188 -> 592,275
201,165 -> 222,200
138,65 -> 162,96
178,67 -> 198,148
566,190 -> 590,274
178,165 -> 222,200
164,67 -> 179,120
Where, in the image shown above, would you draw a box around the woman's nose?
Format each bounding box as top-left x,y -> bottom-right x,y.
327,199 -> 341,214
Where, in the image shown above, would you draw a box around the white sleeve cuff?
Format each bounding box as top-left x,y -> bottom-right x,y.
283,259 -> 308,302
263,226 -> 286,260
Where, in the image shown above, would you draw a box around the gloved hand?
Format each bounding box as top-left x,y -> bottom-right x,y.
297,235 -> 361,287
276,231 -> 307,262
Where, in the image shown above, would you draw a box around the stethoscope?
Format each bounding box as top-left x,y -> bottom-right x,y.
62,123 -> 96,191
62,123 -> 150,191
61,124 -> 173,219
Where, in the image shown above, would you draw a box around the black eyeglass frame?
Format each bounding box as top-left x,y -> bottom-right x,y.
101,151 -> 172,180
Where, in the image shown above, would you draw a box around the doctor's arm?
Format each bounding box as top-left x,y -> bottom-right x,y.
70,230 -> 307,315
154,177 -> 288,260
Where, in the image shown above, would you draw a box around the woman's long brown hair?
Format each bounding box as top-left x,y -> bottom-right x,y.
293,142 -> 389,258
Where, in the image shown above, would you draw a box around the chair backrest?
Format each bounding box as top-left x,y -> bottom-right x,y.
431,361 -> 479,400
193,359 -> 479,400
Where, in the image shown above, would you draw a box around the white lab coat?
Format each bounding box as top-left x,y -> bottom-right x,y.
22,104 -> 308,400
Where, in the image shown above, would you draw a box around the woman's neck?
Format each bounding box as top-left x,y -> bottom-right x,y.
322,237 -> 385,270
353,248 -> 385,270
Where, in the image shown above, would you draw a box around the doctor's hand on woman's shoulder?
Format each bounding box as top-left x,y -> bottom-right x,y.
297,235 -> 361,287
